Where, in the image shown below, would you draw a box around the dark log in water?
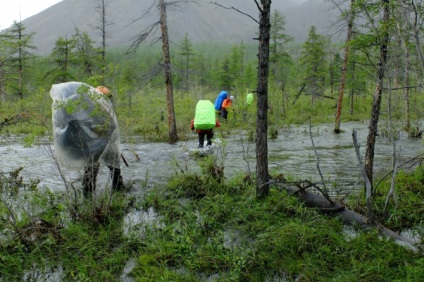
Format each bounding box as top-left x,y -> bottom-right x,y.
275,181 -> 420,253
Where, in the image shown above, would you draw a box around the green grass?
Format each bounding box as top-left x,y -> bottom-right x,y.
0,82 -> 404,142
0,154 -> 423,280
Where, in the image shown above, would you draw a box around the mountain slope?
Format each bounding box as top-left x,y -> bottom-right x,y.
18,0 -> 337,55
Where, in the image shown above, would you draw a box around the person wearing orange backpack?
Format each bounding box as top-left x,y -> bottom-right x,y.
220,95 -> 235,120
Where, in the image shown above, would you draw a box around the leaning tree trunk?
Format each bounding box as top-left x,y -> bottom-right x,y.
334,0 -> 355,134
279,182 -> 418,253
256,0 -> 272,199
364,0 -> 390,192
159,0 -> 178,143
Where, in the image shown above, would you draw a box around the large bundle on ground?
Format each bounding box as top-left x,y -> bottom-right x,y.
194,100 -> 216,130
50,81 -> 121,170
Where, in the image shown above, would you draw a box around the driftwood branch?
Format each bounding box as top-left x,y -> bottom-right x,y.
352,129 -> 374,222
308,118 -> 332,203
260,179 -> 335,207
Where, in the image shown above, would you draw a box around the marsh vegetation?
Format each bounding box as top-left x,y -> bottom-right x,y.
2,1 -> 424,279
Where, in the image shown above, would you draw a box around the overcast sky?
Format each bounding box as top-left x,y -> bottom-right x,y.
0,0 -> 62,31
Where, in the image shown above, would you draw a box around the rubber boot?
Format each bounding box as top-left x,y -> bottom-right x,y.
198,133 -> 205,148
82,164 -> 100,197
109,167 -> 125,191
206,131 -> 213,147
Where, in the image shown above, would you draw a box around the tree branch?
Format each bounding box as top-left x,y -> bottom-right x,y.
308,117 -> 332,203
253,0 -> 263,14
210,2 -> 259,24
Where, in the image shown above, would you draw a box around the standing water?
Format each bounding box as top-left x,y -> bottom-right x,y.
0,121 -> 422,194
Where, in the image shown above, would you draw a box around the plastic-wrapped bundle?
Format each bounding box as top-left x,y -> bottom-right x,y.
50,82 -> 121,170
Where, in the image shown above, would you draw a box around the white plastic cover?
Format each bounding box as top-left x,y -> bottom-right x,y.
50,81 -> 121,170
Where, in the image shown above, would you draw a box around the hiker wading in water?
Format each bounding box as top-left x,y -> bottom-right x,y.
50,82 -> 125,197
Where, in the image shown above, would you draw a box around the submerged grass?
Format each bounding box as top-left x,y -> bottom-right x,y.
1,157 -> 424,280
135,159 -> 424,281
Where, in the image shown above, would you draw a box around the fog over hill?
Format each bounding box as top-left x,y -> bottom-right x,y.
17,0 -> 340,55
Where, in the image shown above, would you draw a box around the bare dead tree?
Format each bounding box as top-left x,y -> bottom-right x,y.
334,0 -> 356,134
94,0 -> 112,84
255,0 -> 272,198
127,0 -> 185,143
210,0 -> 272,198
364,0 -> 391,190
159,0 -> 178,143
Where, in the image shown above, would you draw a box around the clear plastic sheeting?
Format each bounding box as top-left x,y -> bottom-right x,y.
50,82 -> 121,170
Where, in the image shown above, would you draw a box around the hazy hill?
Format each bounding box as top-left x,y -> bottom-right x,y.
15,0 -> 339,55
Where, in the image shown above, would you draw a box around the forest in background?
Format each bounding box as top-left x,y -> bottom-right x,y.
1,5 -> 421,135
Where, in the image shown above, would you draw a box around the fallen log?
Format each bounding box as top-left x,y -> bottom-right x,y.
273,180 -> 420,253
